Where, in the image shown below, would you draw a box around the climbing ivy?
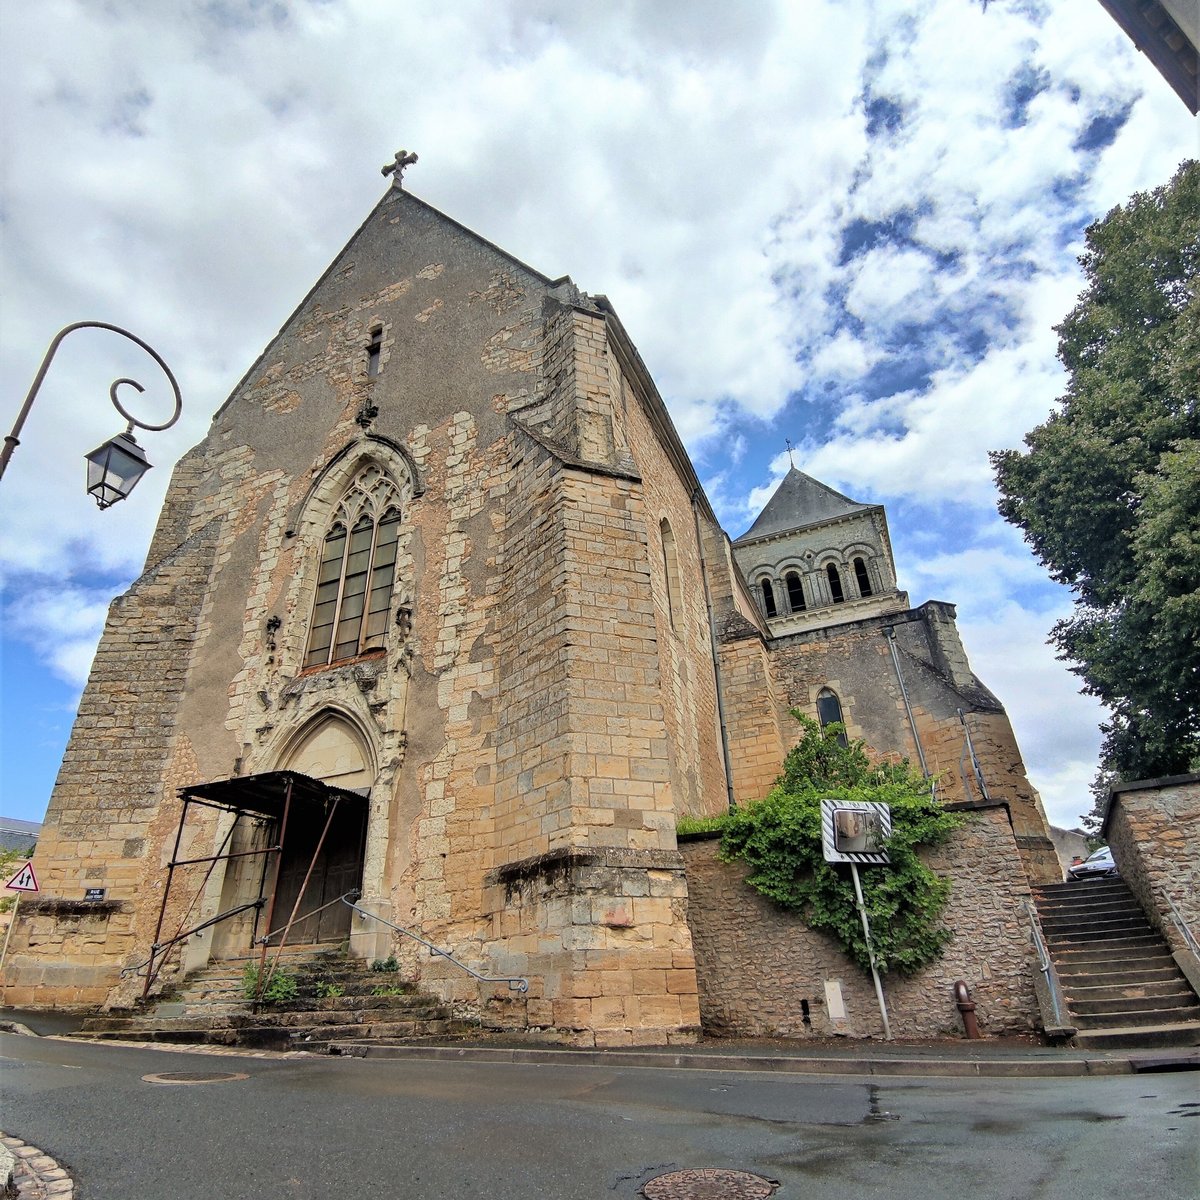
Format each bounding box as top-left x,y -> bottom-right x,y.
718,713 -> 961,976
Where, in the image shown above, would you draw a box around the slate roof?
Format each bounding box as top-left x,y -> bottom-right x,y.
735,467 -> 871,543
0,816 -> 41,853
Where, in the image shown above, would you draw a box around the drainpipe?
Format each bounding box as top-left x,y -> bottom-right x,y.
884,626 -> 929,777
692,491 -> 738,812
953,980 -> 981,1039
957,708 -> 991,802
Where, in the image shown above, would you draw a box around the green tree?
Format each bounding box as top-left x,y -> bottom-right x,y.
992,160 -> 1200,798
718,714 -> 960,975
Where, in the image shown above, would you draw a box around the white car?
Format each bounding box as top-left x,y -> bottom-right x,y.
1068,846 -> 1118,881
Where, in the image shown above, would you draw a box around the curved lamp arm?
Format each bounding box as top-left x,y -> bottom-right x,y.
0,321 -> 183,482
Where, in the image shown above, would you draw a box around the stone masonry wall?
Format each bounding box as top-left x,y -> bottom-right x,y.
716,632 -> 787,805
681,804 -> 1040,1040
1104,776 -> 1200,956
1,520 -> 221,1006
614,368 -> 727,822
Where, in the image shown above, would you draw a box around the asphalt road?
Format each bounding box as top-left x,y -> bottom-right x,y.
1,1033 -> 1197,1199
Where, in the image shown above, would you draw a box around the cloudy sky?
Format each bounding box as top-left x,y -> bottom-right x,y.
0,0 -> 1195,829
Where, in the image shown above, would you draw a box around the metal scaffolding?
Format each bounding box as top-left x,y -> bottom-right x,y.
137,771 -> 367,1003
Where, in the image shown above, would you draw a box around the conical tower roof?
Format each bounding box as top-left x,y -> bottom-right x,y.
736,467 -> 871,543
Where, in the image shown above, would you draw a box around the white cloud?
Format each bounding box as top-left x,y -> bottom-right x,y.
2,585 -> 111,689
0,0 -> 1194,820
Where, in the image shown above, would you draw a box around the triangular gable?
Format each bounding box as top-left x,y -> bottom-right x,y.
214,185 -> 574,422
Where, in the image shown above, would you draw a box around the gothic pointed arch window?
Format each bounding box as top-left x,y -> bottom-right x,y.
304,463 -> 403,668
816,687 -> 848,747
785,570 -> 806,613
853,556 -> 873,597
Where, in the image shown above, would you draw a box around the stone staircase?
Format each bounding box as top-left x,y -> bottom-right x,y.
1033,878 -> 1200,1050
69,946 -> 478,1053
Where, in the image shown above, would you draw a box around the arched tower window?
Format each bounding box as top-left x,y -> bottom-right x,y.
785,571 -> 806,613
761,579 -> 778,619
816,687 -> 848,747
853,557 -> 873,597
304,463 -> 402,668
366,326 -> 383,378
827,563 -> 845,604
660,519 -> 682,630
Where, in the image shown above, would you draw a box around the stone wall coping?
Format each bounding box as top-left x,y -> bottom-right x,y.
486,845 -> 685,889
510,417 -> 643,483
675,800 -> 1012,828
1102,772 -> 1200,836
943,798 -> 1012,816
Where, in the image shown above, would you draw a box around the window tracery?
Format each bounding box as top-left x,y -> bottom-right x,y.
304,463 -> 403,668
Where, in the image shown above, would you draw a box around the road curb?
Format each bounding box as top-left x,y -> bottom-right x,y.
328,1042 -> 1136,1077
0,1134 -> 74,1199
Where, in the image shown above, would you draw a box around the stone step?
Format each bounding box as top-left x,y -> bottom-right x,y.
1067,991 -> 1199,1017
1045,933 -> 1167,954
76,1014 -> 219,1034
1072,1022 -> 1200,1051
1063,979 -> 1197,1005
1054,950 -> 1176,972
1042,916 -> 1154,938
1071,1003 -> 1200,1030
1033,883 -> 1137,902
324,1029 -> 480,1055
1035,880 -> 1129,896
1032,877 -> 1200,1053
1036,892 -> 1132,916
1057,967 -> 1179,989
1037,902 -> 1146,924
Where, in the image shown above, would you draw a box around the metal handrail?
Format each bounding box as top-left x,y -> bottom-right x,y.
254,891 -> 354,947
342,894 -> 529,993
1023,899 -> 1069,1029
120,899 -> 265,979
1164,892 -> 1200,959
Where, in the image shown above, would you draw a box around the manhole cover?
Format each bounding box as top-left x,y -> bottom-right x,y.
641,1168 -> 779,1199
141,1070 -> 249,1085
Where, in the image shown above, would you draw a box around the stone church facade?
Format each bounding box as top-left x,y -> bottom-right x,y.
1,172 -> 1058,1044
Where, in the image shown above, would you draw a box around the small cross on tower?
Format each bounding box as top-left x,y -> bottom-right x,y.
382,149 -> 419,188
786,438 -> 796,468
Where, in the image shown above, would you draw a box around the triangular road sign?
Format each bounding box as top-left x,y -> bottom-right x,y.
4,860 -> 38,893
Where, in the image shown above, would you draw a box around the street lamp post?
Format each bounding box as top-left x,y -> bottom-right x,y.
1,321 -> 183,507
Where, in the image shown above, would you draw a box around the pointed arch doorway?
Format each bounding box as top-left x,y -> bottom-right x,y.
266,715 -> 374,945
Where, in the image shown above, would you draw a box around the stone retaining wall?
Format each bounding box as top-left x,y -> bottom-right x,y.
1103,774 -> 1200,956
680,804 -> 1040,1040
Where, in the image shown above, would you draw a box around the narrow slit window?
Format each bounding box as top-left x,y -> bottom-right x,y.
660,519 -> 681,630
827,563 -> 845,603
785,571 -> 805,612
366,326 -> 383,378
854,557 -> 873,597
762,579 -> 778,619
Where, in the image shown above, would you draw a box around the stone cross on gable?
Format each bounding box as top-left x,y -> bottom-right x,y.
382,149 -> 419,187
